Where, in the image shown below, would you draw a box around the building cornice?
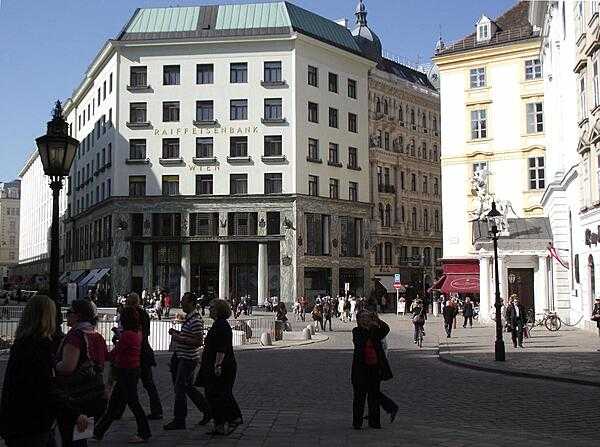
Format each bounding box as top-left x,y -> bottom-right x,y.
540,163 -> 579,207
18,150 -> 39,178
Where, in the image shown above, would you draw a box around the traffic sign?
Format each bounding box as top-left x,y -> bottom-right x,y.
394,273 -> 401,284
393,283 -> 402,290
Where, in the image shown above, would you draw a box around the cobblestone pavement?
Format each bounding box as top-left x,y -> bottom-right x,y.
2,315 -> 600,446
439,320 -> 600,385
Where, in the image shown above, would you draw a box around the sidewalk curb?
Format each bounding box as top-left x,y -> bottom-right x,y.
437,348 -> 600,388
238,335 -> 330,351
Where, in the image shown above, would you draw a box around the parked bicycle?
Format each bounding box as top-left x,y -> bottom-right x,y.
527,308 -> 561,331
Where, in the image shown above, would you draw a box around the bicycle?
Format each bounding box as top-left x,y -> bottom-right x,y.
527,309 -> 562,332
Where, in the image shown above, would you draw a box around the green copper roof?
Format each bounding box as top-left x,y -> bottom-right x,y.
215,3 -> 290,30
126,7 -> 201,33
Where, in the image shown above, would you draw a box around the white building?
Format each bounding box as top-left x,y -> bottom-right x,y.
433,2 -> 551,320
60,2 -> 376,304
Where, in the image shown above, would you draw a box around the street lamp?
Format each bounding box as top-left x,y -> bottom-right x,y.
486,201 -> 505,361
36,100 -> 78,327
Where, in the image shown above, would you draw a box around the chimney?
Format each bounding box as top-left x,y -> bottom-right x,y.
335,18 -> 348,28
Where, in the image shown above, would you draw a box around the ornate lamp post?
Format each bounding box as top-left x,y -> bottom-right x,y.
486,201 -> 506,361
36,101 -> 78,325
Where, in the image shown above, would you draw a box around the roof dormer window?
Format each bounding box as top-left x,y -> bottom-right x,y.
476,15 -> 494,43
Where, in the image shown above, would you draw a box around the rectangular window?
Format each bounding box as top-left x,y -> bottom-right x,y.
308,102 -> 319,123
162,175 -> 180,196
103,81 -> 106,99
473,161 -> 488,174
579,75 -> 587,119
129,139 -> 146,159
264,61 -> 282,83
348,79 -> 357,99
97,88 -> 100,106
528,157 -> 545,190
525,59 -> 542,80
328,72 -> 338,93
196,100 -> 214,121
230,174 -> 248,195
130,66 -> 147,87
526,102 -> 544,133
196,175 -> 213,195
340,216 -> 362,256
329,107 -> 338,128
264,98 -> 282,120
230,99 -> 248,120
162,101 -> 180,122
308,175 -> 319,196
348,113 -> 357,133
264,173 -> 282,194
308,138 -> 319,160
109,73 -> 113,92
264,135 -> 282,156
196,64 -> 214,84
196,137 -> 213,158
470,109 -> 487,139
230,136 -> 248,157
130,103 -> 147,123
230,62 -> 248,83
348,146 -> 358,169
162,138 -> 180,159
308,65 -> 318,87
329,178 -> 339,199
594,58 -> 600,108
163,65 -> 180,85
328,143 -> 339,164
469,67 -> 486,88
129,176 -> 146,197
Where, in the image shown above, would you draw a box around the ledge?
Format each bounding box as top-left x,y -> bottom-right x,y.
126,121 -> 151,129
261,155 -> 287,163
159,157 -> 184,166
260,80 -> 287,88
127,85 -> 152,92
192,157 -> 218,165
306,157 -> 322,164
226,156 -> 252,164
193,119 -> 218,127
125,158 -> 150,165
261,117 -> 287,125
327,161 -> 343,168
347,165 -> 362,171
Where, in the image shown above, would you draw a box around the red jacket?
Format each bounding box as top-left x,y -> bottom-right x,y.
164,295 -> 173,307
110,330 -> 141,369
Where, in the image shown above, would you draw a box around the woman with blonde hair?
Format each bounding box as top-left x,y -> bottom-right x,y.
0,295 -> 60,446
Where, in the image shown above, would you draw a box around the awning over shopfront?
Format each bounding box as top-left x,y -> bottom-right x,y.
79,270 -> 100,289
86,268 -> 111,287
429,258 -> 479,294
60,270 -> 87,284
375,275 -> 406,293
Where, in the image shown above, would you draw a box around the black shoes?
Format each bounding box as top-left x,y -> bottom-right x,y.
390,407 -> 398,424
163,420 -> 186,430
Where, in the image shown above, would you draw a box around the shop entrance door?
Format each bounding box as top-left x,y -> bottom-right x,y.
507,268 -> 534,313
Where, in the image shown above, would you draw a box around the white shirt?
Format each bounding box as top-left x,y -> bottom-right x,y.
514,304 -> 520,318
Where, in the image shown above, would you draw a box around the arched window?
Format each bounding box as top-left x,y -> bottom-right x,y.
410,139 -> 415,156
434,210 -> 440,231
411,207 -> 418,230
433,144 -> 438,161
422,175 -> 428,193
385,204 -> 392,227
410,109 -> 415,125
423,247 -> 431,265
590,255 -> 596,299
423,209 -> 429,231
433,116 -> 438,132
398,105 -> 404,122
379,203 -> 385,223
434,177 -> 439,196
411,174 -> 416,191
384,99 -> 389,115
376,97 -> 381,113
422,113 -> 427,129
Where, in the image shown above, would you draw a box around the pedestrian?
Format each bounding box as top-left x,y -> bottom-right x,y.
351,311 -> 396,430
126,293 -> 163,420
506,294 -> 526,348
442,300 -> 456,338
343,298 -> 351,323
293,298 -> 301,321
0,295 -> 65,447
55,299 -> 108,447
154,293 -> 163,321
323,300 -> 333,331
312,303 -> 324,332
350,296 -> 357,321
94,307 -> 151,443
462,297 -> 474,328
299,295 -> 307,322
164,292 -> 210,430
275,302 -> 291,331
197,299 -> 243,436
411,299 -> 426,343
164,291 -> 172,319
592,297 -> 600,351
397,296 -> 406,316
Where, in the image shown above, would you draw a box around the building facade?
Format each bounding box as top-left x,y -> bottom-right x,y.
0,180 -> 20,289
60,2 -> 376,305
434,2 -> 549,320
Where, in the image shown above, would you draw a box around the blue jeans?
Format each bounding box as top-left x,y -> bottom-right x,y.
170,354 -> 209,423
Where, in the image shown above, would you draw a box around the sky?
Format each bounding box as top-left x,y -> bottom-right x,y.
0,0 -> 516,181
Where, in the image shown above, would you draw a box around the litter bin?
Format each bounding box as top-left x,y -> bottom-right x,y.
274,320 -> 284,341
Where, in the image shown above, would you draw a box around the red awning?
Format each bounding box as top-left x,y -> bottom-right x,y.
428,275 -> 447,293
439,273 -> 480,294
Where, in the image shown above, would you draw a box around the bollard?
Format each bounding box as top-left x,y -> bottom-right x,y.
308,324 -> 315,335
260,331 -> 272,346
303,327 -> 312,340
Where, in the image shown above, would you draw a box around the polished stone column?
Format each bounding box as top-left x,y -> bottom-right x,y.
180,243 -> 191,297
535,255 -> 548,317
219,243 -> 229,299
258,242 -> 268,306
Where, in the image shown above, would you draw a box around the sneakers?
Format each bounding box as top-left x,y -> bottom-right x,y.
163,420 -> 186,430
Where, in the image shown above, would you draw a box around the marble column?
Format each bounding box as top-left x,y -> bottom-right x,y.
535,255 -> 548,317
143,244 -> 153,290
258,242 -> 268,306
219,243 -> 229,299
180,243 -> 191,298
479,256 -> 490,321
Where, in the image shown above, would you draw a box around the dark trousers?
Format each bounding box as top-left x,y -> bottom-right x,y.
324,316 -> 332,331
413,322 -> 424,341
140,363 -> 163,416
444,320 -> 453,337
463,316 -> 473,327
511,322 -> 524,347
58,415 -> 86,447
170,354 -> 209,423
315,318 -> 324,330
5,431 -> 55,447
378,390 -> 398,415
205,368 -> 242,426
95,368 -> 151,440
353,375 -> 381,428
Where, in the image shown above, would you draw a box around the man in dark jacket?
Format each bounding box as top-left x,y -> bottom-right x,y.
506,294 -> 527,348
127,292 -> 164,419
442,300 -> 457,338
462,297 -> 474,328
351,312 -> 396,430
